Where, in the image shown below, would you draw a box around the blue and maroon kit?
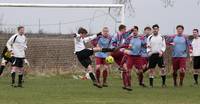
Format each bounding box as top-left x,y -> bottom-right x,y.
126,36 -> 144,70
140,35 -> 149,65
111,30 -> 133,66
95,35 -> 111,65
167,34 -> 190,71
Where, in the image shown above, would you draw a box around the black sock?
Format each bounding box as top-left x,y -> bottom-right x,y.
89,72 -> 96,82
102,48 -> 115,52
0,65 -> 5,76
194,74 -> 198,84
18,75 -> 23,86
173,72 -> 178,86
11,72 -> 16,84
149,78 -> 154,87
161,75 -> 166,85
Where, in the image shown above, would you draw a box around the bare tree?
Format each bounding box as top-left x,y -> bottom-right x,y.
111,0 -> 200,15
198,0 -> 200,5
161,0 -> 174,8
161,0 -> 200,7
111,0 -> 135,17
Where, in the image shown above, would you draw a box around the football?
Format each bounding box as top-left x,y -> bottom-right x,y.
105,56 -> 114,64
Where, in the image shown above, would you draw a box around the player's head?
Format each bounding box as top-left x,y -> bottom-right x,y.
152,24 -> 159,35
102,27 -> 109,37
176,25 -> 184,35
118,24 -> 126,33
17,26 -> 25,35
133,26 -> 139,36
193,29 -> 199,38
144,26 -> 152,35
78,27 -> 88,37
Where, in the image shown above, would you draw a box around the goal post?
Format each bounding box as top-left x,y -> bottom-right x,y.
0,3 -> 125,24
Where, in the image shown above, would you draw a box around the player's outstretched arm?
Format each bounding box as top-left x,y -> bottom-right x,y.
83,35 -> 97,43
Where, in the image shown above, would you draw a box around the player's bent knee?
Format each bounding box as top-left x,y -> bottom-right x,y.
96,65 -> 101,69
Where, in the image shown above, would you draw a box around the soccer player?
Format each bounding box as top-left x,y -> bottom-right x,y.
6,26 -> 28,87
147,24 -> 167,87
95,27 -> 112,87
74,27 -> 114,88
141,26 -> 152,73
111,25 -> 133,69
121,26 -> 146,91
190,29 -> 200,85
0,47 -> 13,76
167,25 -> 190,87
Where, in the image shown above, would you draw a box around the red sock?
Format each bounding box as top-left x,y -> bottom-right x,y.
127,71 -> 131,87
180,72 -> 185,86
122,71 -> 127,87
103,70 -> 108,84
95,69 -> 100,83
139,72 -> 144,84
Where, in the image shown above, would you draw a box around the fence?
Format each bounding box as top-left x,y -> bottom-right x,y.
0,33 -> 193,74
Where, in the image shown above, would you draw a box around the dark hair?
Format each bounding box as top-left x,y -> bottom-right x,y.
119,24 -> 126,31
152,24 -> 159,29
17,26 -> 24,31
176,25 -> 184,30
193,29 -> 199,33
144,26 -> 151,31
133,26 -> 139,31
78,27 -> 88,34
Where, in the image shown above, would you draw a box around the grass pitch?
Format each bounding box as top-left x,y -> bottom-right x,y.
0,73 -> 200,104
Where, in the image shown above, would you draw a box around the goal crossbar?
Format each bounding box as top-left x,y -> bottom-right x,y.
0,3 -> 125,23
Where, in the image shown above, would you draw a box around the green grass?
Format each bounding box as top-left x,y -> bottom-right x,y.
0,73 -> 200,104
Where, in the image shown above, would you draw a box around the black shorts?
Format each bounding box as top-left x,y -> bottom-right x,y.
11,57 -> 24,68
148,53 -> 165,69
76,49 -> 94,68
193,56 -> 200,69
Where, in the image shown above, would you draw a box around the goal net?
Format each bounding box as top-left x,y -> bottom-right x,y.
0,3 -> 125,73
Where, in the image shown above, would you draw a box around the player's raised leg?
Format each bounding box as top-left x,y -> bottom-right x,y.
110,25 -> 134,69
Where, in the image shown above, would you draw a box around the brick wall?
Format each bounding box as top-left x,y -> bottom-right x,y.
0,34 -> 80,72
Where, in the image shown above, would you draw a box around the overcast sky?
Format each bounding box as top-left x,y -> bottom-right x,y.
0,0 -> 200,35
